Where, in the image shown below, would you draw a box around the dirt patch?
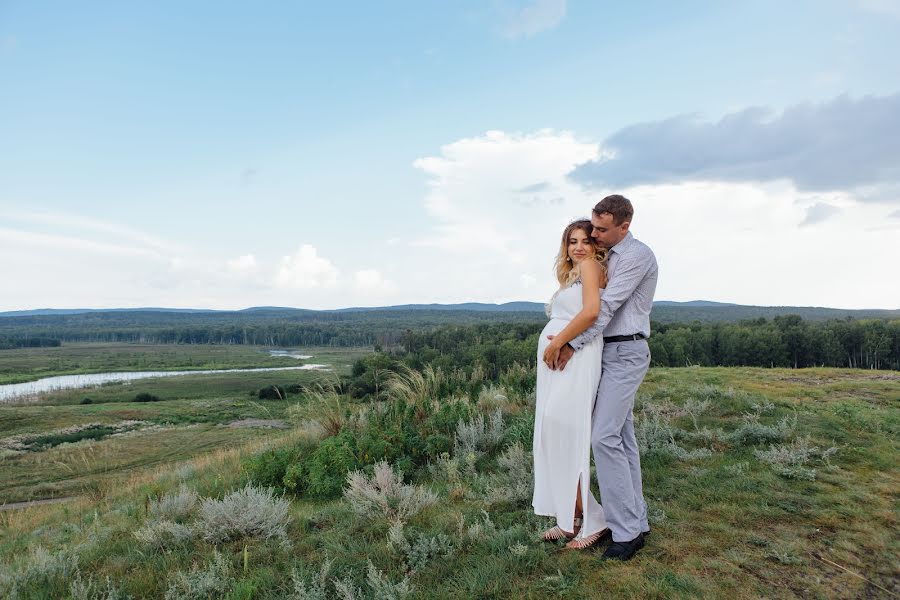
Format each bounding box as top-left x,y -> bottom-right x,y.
0,497 -> 77,511
226,419 -> 289,429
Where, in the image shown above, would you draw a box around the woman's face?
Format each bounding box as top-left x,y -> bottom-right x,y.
567,228 -> 594,264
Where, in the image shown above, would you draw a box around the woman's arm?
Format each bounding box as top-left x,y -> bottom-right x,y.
542,260 -> 603,368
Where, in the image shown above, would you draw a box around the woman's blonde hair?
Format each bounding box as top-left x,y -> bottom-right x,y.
553,219 -> 608,287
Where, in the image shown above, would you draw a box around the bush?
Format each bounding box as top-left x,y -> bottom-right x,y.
80,397 -> 93,405
485,442 -> 532,505
388,521 -> 454,573
69,573 -> 128,600
305,431 -> 360,497
754,436 -> 838,481
258,385 -> 287,400
343,461 -> 437,521
133,393 -> 161,403
454,409 -> 505,459
149,485 -> 199,522
197,485 -> 291,545
729,414 -> 796,446
134,520 -> 195,551
244,446 -> 305,493
164,550 -> 233,600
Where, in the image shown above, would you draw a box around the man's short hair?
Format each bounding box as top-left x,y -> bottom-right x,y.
593,194 -> 633,225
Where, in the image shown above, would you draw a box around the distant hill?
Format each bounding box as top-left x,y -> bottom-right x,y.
1,301 -> 897,323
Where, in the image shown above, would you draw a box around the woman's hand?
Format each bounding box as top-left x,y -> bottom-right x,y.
543,337 -> 563,369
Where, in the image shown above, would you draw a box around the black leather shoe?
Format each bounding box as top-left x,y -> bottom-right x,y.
601,533 -> 645,561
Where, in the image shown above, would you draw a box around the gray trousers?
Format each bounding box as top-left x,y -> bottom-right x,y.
591,339 -> 650,542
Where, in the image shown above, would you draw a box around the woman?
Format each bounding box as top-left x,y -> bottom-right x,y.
532,219 -> 609,550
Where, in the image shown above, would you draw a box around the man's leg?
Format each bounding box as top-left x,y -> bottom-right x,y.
621,411 -> 648,532
592,341 -> 651,542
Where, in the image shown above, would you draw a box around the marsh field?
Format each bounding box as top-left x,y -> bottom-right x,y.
0,342 -> 897,599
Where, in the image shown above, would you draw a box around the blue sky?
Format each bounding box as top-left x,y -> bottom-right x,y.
1,0 -> 899,310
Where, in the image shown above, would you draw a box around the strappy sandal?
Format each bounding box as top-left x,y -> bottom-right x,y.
541,517 -> 582,542
565,527 -> 610,550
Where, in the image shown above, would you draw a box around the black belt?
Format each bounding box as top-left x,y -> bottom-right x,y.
603,333 -> 646,343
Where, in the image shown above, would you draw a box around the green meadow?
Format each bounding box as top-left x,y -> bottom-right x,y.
0,344 -> 897,599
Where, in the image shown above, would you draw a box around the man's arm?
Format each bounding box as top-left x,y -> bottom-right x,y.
568,250 -> 653,351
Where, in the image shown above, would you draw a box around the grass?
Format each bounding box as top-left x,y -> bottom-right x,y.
0,344 -> 368,504
0,363 -> 897,598
0,343 -> 371,385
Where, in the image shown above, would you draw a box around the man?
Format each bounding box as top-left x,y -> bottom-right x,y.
548,194 -> 658,561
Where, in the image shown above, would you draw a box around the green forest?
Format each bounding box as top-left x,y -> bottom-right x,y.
339,316 -> 899,400
2,309 -> 897,371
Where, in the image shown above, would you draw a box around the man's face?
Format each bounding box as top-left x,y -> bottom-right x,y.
590,212 -> 630,248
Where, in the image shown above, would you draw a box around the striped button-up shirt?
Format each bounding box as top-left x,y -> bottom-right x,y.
569,231 -> 658,351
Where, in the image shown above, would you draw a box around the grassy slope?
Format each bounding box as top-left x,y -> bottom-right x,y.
0,345 -> 365,503
0,367 -> 898,599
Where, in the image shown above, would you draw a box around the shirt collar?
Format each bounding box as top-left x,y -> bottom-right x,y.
609,231 -> 634,254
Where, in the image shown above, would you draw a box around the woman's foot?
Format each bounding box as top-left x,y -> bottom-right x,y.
564,527 -> 610,550
541,517 -> 582,542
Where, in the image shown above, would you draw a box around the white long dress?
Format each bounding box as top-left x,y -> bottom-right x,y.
532,281 -> 607,539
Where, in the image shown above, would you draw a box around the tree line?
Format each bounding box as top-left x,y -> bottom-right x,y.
340,316 -> 898,395
1,310 -> 896,371
650,316 -> 898,370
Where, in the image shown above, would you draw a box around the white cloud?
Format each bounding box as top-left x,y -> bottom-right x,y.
410,130 -> 899,309
613,180 -> 899,308
3,122 -> 898,312
413,129 -> 598,264
354,269 -> 395,294
275,244 -> 339,289
501,0 -> 567,38
227,254 -> 258,273
0,209 -> 182,255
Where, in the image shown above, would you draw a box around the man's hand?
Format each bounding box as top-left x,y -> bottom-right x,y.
556,343 -> 574,371
544,335 -> 575,371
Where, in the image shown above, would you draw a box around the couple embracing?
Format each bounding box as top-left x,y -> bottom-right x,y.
532,194 -> 658,561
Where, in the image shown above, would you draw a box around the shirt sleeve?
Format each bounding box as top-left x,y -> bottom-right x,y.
569,248 -> 653,351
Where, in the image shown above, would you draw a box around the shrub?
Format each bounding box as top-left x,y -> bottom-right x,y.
257,385 -> 286,400
3,546 -> 78,594
364,560 -> 412,599
635,405 -> 713,461
343,461 -> 437,521
454,409 -> 504,459
80,397 -> 93,405
289,559 -> 332,600
164,550 -> 233,600
69,573 -> 129,600
245,446 -> 305,493
485,442 -> 533,505
134,520 -> 195,551
149,485 -> 199,522
305,431 -> 360,497
197,485 -> 291,545
133,393 -> 161,403
28,425 -> 116,449
728,414 -> 796,446
425,433 -> 452,458
754,436 -> 838,481
388,521 -> 454,574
